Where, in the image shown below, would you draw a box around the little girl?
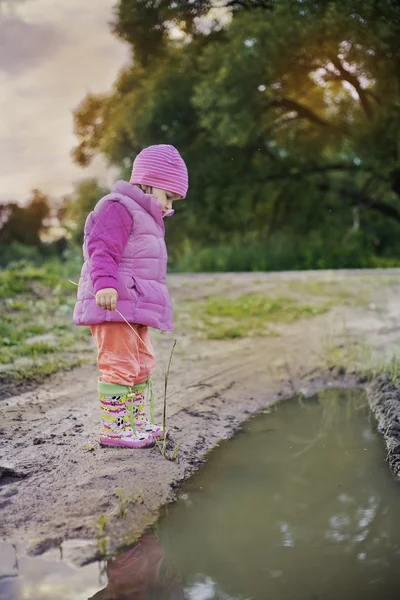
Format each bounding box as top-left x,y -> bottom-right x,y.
73,145 -> 188,449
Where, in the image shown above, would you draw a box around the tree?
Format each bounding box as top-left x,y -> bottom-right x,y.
71,0 -> 400,269
113,0 -> 273,66
0,189 -> 50,247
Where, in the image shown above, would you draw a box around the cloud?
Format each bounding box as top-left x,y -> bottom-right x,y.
0,16 -> 62,74
0,0 -> 129,202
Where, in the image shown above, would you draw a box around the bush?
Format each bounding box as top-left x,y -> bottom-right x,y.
170,232 -> 400,272
0,242 -> 43,268
0,251 -> 83,299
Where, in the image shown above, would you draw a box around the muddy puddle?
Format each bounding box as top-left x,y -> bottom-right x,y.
1,389 -> 399,599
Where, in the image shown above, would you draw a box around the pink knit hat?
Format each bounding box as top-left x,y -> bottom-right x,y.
130,144 -> 189,199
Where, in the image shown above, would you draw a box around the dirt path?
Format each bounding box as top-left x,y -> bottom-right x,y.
1,270 -> 400,564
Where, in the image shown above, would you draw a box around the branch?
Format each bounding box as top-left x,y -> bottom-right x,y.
226,0 -> 250,7
268,97 -> 331,128
330,57 -> 373,118
225,0 -> 273,8
257,163 -> 370,183
317,182 -> 400,224
307,55 -> 380,112
368,200 -> 400,223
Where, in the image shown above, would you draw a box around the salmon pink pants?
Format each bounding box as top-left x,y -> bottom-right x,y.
90,322 -> 156,386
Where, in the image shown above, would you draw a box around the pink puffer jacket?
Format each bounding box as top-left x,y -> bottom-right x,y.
73,180 -> 173,331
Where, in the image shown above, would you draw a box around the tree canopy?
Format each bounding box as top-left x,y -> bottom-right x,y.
71,0 -> 400,270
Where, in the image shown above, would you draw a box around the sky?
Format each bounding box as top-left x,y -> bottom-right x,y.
0,0 -> 130,202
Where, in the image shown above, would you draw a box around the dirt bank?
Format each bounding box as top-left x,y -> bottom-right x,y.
1,270 -> 400,564
367,375 -> 400,481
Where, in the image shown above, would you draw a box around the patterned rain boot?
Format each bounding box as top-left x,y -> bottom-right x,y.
126,380 -> 165,440
98,381 -> 154,449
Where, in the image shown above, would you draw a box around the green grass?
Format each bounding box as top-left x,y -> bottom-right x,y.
0,261 -> 90,385
286,279 -> 370,307
0,307 -> 83,364
0,257 -> 81,298
0,270 -> 32,298
96,515 -> 109,557
203,294 -> 327,320
324,331 -> 400,384
22,342 -> 56,357
0,342 -> 55,364
115,488 -> 145,518
0,357 -> 85,383
187,293 -> 330,340
0,267 -> 66,298
206,324 -> 246,340
6,299 -> 29,311
21,324 -> 48,337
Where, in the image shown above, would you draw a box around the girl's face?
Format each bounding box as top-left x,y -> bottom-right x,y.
142,185 -> 182,213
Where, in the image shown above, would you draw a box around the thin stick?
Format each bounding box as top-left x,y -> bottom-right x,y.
164,339 -> 177,433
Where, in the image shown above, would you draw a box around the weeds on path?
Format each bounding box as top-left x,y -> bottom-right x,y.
115,488 -> 145,519
324,327 -> 400,384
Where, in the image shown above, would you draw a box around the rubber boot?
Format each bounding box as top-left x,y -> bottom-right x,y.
98,381 -> 154,449
126,380 -> 164,440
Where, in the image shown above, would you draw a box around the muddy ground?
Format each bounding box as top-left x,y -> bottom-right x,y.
1,270 -> 400,564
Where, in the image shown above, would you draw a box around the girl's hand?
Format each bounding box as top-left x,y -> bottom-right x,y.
96,288 -> 118,311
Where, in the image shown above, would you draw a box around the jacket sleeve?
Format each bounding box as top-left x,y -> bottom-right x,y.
87,201 -> 133,293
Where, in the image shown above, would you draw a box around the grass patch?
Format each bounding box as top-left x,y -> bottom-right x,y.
324,331 -> 400,384
115,488 -> 145,518
0,261 -> 78,299
20,324 -> 48,337
6,299 -> 29,311
0,260 -> 92,382
379,355 -> 400,385
21,342 -> 55,357
196,317 -> 281,340
96,515 -> 109,557
325,334 -> 373,374
0,357 -> 85,385
0,267 -> 59,298
206,324 -> 246,340
202,294 -> 327,321
0,342 -> 55,364
286,279 -> 370,307
189,293 -> 329,340
0,322 -> 50,354
0,270 -> 32,298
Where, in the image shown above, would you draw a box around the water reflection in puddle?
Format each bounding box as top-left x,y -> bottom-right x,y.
1,389 -> 399,599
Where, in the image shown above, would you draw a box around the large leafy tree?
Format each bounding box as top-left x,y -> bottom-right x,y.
71,0 -> 400,269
